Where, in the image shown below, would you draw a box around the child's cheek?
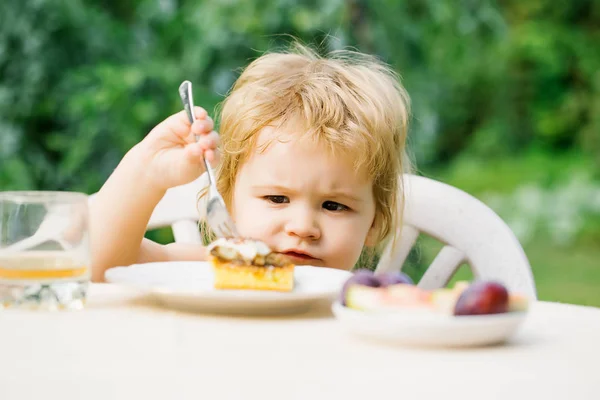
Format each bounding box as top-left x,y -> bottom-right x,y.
233,200 -> 271,239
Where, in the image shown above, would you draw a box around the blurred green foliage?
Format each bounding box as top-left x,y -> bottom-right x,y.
2,0 -> 598,192
1,0 -> 599,304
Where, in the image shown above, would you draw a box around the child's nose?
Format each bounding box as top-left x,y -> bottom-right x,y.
284,211 -> 321,240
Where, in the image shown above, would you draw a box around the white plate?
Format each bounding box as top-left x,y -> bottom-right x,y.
332,302 -> 528,347
105,261 -> 351,315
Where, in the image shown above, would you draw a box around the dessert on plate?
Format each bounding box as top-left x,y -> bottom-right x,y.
207,238 -> 295,291
339,269 -> 529,316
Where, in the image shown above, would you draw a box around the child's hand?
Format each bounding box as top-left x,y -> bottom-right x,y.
138,106 -> 220,191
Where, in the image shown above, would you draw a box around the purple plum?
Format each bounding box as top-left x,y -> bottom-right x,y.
339,269 -> 381,305
376,271 -> 414,287
454,281 -> 509,316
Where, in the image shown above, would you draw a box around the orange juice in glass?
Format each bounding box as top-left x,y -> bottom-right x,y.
0,191 -> 90,310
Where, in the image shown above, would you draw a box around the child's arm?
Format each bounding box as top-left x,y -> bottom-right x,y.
90,108 -> 218,282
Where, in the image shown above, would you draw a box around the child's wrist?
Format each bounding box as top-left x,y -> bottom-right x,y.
163,242 -> 208,261
124,143 -> 168,196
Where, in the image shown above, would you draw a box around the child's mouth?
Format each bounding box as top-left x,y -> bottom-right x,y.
283,251 -> 317,261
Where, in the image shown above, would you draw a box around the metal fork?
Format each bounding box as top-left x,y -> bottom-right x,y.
178,80 -> 240,238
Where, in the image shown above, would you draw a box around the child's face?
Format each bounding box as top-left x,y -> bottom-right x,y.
231,126 -> 377,270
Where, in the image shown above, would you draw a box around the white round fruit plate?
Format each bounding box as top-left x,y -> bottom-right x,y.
331,302 -> 528,348
105,261 -> 351,316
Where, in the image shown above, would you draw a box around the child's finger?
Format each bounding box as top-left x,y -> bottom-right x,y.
197,131 -> 220,150
193,106 -> 208,120
159,107 -> 209,139
184,139 -> 217,158
191,117 -> 214,135
184,142 -> 220,168
184,142 -> 205,160
157,108 -> 208,141
172,106 -> 207,127
204,149 -> 220,167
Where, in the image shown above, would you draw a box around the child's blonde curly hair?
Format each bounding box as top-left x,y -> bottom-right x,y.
207,42 -> 410,257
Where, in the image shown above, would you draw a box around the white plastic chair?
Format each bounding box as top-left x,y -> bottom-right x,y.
376,175 -> 537,299
114,173 -> 537,299
145,175 -> 209,244
87,176 -> 207,244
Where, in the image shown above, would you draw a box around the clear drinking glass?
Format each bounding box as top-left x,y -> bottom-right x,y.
0,191 -> 90,310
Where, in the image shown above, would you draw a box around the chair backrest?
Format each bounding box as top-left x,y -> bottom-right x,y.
146,174 -> 208,244
376,175 -> 537,299
88,174 -> 208,243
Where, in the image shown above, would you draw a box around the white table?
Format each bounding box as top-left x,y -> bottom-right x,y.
1,284 -> 599,400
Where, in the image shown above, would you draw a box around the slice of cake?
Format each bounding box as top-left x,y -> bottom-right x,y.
207,238 -> 295,291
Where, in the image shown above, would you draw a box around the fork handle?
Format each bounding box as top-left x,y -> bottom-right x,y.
179,80 -> 217,186
179,81 -> 196,132
202,156 -> 217,186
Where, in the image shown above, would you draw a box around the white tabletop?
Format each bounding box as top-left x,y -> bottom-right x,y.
1,283 -> 599,400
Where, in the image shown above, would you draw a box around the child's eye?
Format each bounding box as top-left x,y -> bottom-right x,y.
264,195 -> 289,204
322,201 -> 349,212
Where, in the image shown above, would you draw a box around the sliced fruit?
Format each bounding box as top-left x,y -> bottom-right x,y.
346,284 -> 432,311
386,284 -> 432,306
430,288 -> 460,315
345,285 -> 385,311
342,276 -> 527,317
454,281 -> 509,316
452,281 -> 470,294
508,293 -> 529,312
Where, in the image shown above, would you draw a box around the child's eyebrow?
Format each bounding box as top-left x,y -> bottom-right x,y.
251,184 -> 293,193
251,185 -> 364,203
327,192 -> 364,204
